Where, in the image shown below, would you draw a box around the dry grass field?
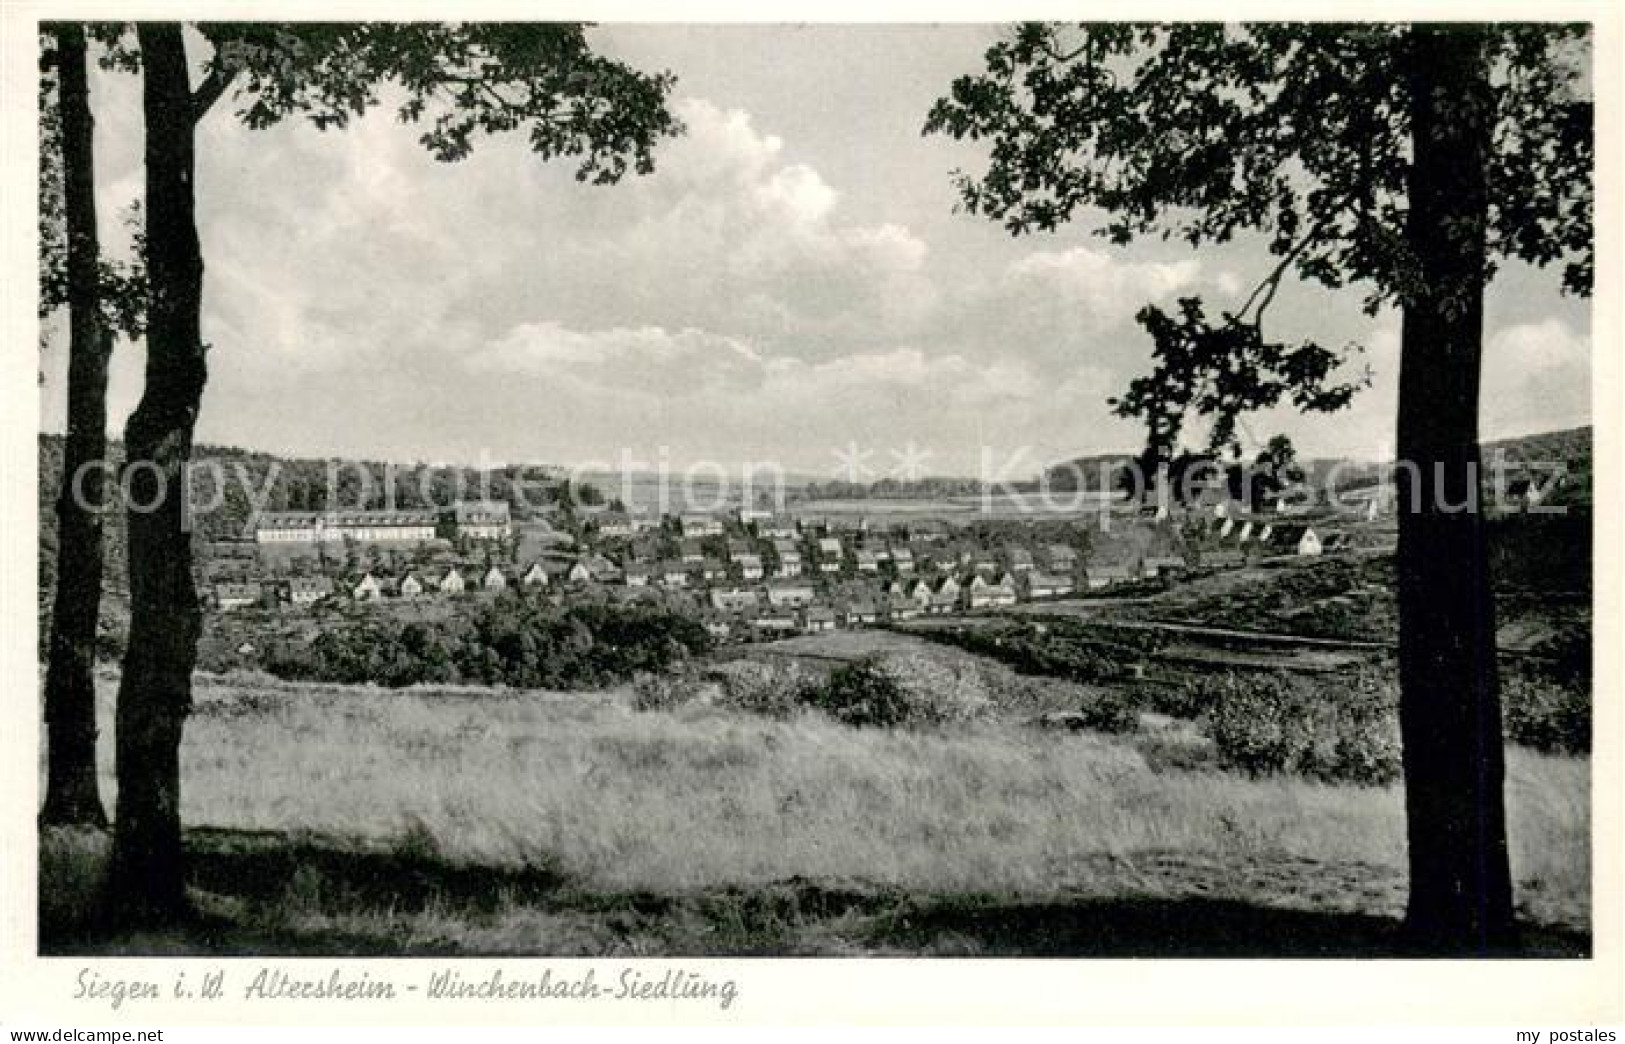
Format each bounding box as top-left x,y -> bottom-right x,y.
40,666 -> 1589,956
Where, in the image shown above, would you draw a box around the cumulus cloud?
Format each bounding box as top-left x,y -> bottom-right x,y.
1006,247 -> 1203,323
452,315 -> 1141,471
41,35 -> 1588,476
467,322 -> 765,395
1483,318 -> 1591,435
540,97 -> 936,349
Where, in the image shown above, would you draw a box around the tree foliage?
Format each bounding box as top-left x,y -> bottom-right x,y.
1109,297 -> 1365,459
926,22 -> 1590,299
264,597 -> 709,690
89,22 -> 681,182
38,30 -> 146,338
924,23 -> 1592,454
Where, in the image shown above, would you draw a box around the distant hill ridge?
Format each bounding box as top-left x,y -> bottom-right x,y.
1042,425 -> 1592,494
37,436 -> 585,605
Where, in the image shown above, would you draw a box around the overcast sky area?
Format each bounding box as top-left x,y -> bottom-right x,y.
37,24 -> 1593,478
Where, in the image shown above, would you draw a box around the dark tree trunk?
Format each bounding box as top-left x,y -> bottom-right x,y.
106,23 -> 206,928
41,23 -> 111,829
1395,25 -> 1514,952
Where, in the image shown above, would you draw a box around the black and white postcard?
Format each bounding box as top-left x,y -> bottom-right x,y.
3,1 -> 1620,1028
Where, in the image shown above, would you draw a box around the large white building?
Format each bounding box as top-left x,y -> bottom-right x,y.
443,500 -> 512,541
254,510 -> 438,545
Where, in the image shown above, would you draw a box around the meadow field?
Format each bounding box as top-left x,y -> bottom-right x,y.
40,666 -> 1590,957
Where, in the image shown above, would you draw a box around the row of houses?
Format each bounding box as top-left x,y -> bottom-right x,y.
213,576 -> 336,610
216,558 -> 551,609
218,513 -> 1350,613
647,533 -> 1088,578
1197,522 -> 1348,558
693,566 -> 1106,639
214,537 -> 1204,612
587,508 -> 956,542
214,550 -> 1134,614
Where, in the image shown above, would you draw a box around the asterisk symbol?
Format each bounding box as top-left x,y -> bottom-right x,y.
831,441 -> 875,482
889,441 -> 934,481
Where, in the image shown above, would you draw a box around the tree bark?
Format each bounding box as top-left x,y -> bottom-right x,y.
41,23 -> 111,829
106,23 -> 206,927
1395,25 -> 1514,952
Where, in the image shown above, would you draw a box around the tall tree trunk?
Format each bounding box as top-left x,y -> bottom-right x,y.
41,23 -> 111,829
106,23 -> 206,927
1395,25 -> 1514,952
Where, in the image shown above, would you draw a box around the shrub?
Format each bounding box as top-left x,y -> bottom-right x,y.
1140,679 -> 1208,720
1202,673 -> 1299,777
1322,671 -> 1404,785
1200,669 -> 1401,786
1075,687 -> 1142,734
804,654 -> 993,728
921,621 -> 1161,685
1503,673 -> 1590,755
631,670 -> 706,713
807,658 -> 913,728
261,601 -> 709,691
710,660 -> 813,719
873,653 -> 995,725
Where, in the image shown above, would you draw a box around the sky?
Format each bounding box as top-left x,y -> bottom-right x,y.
37,24 -> 1594,479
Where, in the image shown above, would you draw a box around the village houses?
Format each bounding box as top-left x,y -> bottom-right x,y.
680,513 -> 724,537
215,581 -> 264,611
285,576 -> 332,605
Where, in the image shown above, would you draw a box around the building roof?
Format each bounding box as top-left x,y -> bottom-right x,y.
447,501 -> 511,524
256,509 -> 439,529
1089,563 -> 1138,577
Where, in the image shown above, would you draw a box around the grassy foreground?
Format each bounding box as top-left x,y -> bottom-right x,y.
40,670 -> 1590,956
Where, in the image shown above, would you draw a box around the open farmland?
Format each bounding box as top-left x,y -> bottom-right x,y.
41,668 -> 1589,957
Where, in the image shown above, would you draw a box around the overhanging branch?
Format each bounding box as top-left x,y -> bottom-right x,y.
191,65 -> 238,123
